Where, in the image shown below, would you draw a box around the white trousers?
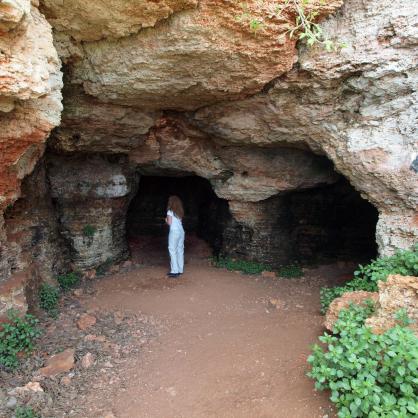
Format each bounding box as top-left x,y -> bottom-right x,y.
168,228 -> 185,274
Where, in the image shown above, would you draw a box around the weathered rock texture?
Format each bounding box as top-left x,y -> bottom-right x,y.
191,0 -> 418,255
40,0 -> 198,41
48,0 -> 417,261
324,291 -> 379,332
0,0 -> 62,209
0,162 -> 66,321
50,0 -> 342,111
0,0 -> 417,313
366,275 -> 418,336
47,155 -> 138,270
0,0 -> 62,309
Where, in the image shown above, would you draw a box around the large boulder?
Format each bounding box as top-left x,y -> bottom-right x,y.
324,290 -> 379,331
366,274 -> 418,336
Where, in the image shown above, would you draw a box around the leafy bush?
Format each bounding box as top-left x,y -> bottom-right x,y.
57,272 -> 80,291
308,303 -> 418,418
0,310 -> 41,369
212,256 -> 269,275
38,283 -> 60,318
277,264 -> 303,278
83,224 -> 96,237
320,245 -> 418,313
15,406 -> 40,418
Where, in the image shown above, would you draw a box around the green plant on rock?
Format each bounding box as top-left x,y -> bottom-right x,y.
236,0 -> 346,51
308,303 -> 418,417
83,224 -> 96,238
38,283 -> 60,318
320,245 -> 418,314
212,256 -> 269,275
277,264 -> 303,278
57,272 -> 80,291
0,310 -> 41,369
15,406 -> 41,418
274,0 -> 346,51
236,3 -> 265,34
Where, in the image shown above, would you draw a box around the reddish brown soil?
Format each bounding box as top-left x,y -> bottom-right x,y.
79,237 -> 357,418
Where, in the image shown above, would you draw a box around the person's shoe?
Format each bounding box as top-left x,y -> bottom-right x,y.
167,272 -> 180,278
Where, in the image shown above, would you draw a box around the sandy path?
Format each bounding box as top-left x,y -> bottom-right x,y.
84,255 -> 348,418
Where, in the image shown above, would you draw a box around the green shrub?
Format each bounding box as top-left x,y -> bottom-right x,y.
57,272 -> 80,291
0,310 -> 41,369
38,283 -> 60,318
308,303 -> 418,418
277,264 -> 303,278
212,256 -> 269,275
83,224 -> 96,237
15,406 -> 40,418
320,245 -> 418,313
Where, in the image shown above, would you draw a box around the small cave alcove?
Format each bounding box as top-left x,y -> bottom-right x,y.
223,177 -> 379,267
283,178 -> 379,263
126,175 -> 231,264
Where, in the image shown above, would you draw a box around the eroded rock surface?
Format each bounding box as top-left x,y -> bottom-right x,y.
192,0 -> 418,254
324,291 -> 379,331
0,2 -> 62,208
47,155 -> 138,269
0,0 -> 417,315
40,0 -> 198,41
366,274 -> 418,336
55,0 -> 341,111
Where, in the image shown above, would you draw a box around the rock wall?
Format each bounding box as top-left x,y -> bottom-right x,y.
191,0 -> 418,255
1,161 -> 66,321
223,179 -> 378,266
0,0 -> 417,312
47,0 -> 416,259
0,0 -> 62,209
47,154 -> 139,270
0,0 -> 62,284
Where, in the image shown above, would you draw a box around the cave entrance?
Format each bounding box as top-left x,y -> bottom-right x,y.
125,174 -> 378,270
126,175 -> 231,266
223,177 -> 379,267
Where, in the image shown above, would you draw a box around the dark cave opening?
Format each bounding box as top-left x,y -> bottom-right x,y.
126,175 -> 378,267
126,176 -> 231,260
284,178 -> 379,262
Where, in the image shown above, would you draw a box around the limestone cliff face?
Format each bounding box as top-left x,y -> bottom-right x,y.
0,0 -> 62,290
40,0 -> 197,42
0,0 -> 62,209
0,0 -> 417,312
48,154 -> 138,270
51,0 -> 307,111
49,0 -> 416,259
192,0 -> 418,254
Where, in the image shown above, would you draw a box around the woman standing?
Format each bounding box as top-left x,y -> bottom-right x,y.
165,195 -> 185,278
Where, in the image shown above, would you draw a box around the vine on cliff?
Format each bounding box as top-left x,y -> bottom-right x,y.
237,0 -> 346,51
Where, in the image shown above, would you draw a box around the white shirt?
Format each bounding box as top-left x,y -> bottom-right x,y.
167,210 -> 183,231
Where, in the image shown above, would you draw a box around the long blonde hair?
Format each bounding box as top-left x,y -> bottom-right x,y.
167,195 -> 184,219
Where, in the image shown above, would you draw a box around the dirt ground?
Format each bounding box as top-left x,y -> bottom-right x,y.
84,236 -> 356,418
1,236 -> 358,418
